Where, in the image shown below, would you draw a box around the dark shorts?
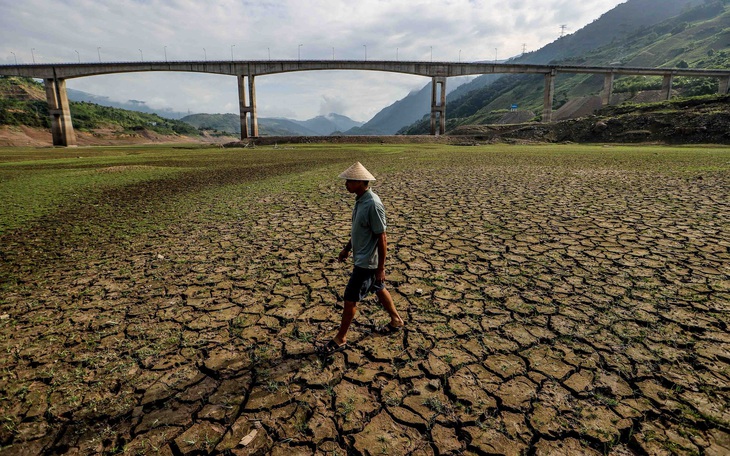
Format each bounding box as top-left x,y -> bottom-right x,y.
344,266 -> 385,302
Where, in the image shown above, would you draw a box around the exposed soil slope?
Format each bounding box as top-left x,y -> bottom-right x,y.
0,125 -> 236,147
451,95 -> 730,144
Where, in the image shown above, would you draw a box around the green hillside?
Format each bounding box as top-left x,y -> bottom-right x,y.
0,77 -> 48,128
0,76 -> 199,136
181,113 -> 242,135
401,1 -> 730,134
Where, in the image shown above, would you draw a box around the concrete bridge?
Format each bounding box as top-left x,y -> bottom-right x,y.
1,60 -> 729,146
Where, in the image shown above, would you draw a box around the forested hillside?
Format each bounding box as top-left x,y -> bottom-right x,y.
401,0 -> 729,134
0,77 -> 199,136
358,0 -> 709,135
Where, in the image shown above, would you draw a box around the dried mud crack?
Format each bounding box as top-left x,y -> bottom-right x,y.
0,148 -> 729,455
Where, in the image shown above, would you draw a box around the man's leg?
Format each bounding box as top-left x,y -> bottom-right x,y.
376,288 -> 404,328
334,300 -> 358,345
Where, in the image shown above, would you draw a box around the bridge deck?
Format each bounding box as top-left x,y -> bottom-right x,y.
1,60 -> 729,79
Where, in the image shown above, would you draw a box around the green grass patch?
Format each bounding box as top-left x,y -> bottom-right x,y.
1,143 -> 728,237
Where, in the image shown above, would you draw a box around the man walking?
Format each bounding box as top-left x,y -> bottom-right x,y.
319,162 -> 405,356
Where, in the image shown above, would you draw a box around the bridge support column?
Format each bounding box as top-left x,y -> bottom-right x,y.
237,74 -> 258,139
542,70 -> 556,123
601,72 -> 614,105
718,75 -> 730,95
430,77 -> 446,135
662,74 -> 674,101
44,78 -> 77,147
248,74 -> 259,137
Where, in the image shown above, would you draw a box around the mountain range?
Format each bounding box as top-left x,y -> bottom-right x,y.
10,0 -> 729,138
361,0 -> 714,135
179,112 -> 363,136
399,0 -> 728,134
344,74 -> 500,135
67,89 -> 363,136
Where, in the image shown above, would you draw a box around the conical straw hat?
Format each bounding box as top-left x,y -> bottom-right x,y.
338,162 -> 376,181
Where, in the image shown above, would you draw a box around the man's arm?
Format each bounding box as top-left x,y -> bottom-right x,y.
375,232 -> 387,282
338,238 -> 352,262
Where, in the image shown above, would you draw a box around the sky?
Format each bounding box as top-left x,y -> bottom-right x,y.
0,0 -> 627,121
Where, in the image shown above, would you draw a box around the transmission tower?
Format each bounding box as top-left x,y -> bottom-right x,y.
522,43 -> 527,55
560,24 -> 568,38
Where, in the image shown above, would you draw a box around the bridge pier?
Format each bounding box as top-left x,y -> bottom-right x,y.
542,70 -> 556,122
237,74 -> 258,139
430,77 -> 446,135
601,72 -> 614,105
44,78 -> 77,146
719,75 -> 730,95
662,74 -> 674,101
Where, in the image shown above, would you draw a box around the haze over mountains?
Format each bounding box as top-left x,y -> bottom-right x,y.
66,89 -> 364,136
60,0 -> 727,137
67,89 -> 191,119
179,112 -> 363,136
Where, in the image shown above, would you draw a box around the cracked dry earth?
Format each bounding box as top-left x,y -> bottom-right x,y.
1,148 -> 729,456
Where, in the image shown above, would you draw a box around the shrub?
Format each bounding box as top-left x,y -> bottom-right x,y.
613,76 -> 663,94
674,77 -> 719,97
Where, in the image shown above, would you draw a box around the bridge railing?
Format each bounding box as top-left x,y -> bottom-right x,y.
2,60 -> 730,79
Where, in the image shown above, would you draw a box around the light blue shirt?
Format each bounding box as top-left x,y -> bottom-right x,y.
351,189 -> 387,269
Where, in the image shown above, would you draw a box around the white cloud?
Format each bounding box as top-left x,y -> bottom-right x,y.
319,95 -> 347,117
0,0 -> 626,120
